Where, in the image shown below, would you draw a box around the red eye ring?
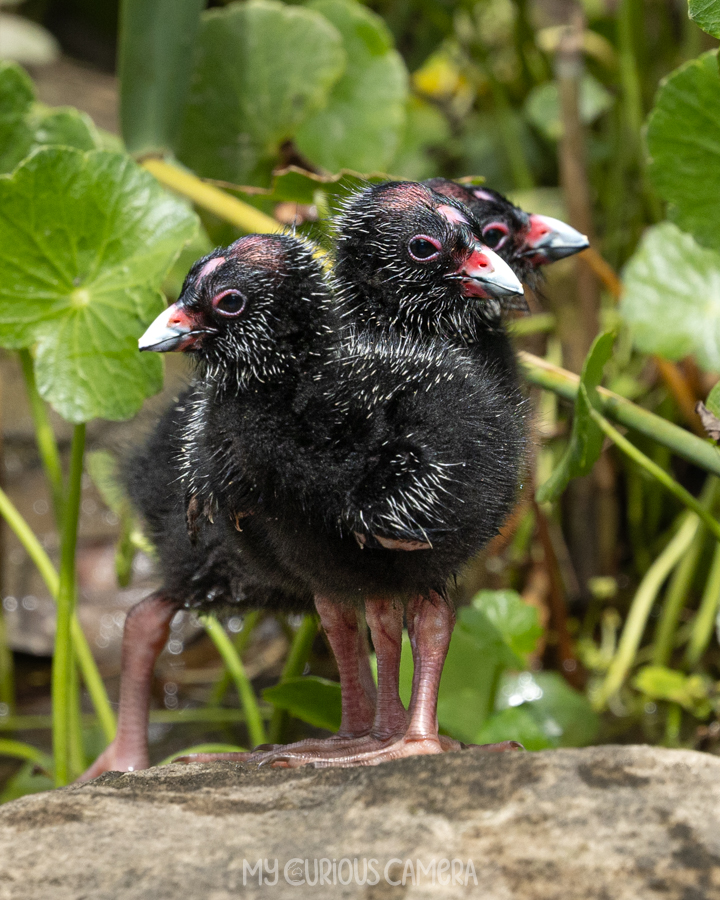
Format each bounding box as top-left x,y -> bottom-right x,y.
212,289 -> 246,317
408,235 -> 442,261
481,221 -> 510,250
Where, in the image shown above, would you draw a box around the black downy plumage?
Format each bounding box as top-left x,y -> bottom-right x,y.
81,225 -> 525,776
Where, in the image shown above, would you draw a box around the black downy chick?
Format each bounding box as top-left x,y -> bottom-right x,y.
423,178 -> 589,286
250,181 -> 532,766
135,230 -> 525,768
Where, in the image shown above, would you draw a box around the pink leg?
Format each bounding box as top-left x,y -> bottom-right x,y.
365,599 -> 407,738
268,593 -> 521,767
78,593 -> 178,781
175,597 -> 377,766
318,597 -> 376,737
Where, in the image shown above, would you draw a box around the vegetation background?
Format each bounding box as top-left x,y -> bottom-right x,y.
0,0 -> 719,797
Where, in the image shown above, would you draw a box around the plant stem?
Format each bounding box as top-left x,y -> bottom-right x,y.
0,706 -> 273,732
0,486 -> 115,742
508,313 -> 556,336
519,351 -> 720,478
596,511 -> 698,708
684,539 -> 720,669
207,610 -> 261,707
51,424 -> 85,787
268,614 -> 319,743
652,478 -> 718,666
590,410 -> 720,543
200,614 -> 266,748
67,647 -> 85,778
0,738 -> 53,769
141,157 -> 282,235
664,703 -> 682,747
19,349 -> 64,522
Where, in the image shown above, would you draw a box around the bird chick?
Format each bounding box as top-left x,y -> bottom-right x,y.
423,178 -> 590,284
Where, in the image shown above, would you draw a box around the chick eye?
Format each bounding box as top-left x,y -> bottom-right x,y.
213,289 -> 246,317
481,222 -> 510,249
408,236 -> 442,261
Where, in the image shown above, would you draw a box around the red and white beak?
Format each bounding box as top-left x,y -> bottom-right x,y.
457,244 -> 524,300
523,214 -> 589,263
138,302 -> 199,353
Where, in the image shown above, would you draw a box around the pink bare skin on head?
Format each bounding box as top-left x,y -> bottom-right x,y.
436,204 -> 470,226
472,188 -> 497,202
197,256 -> 225,281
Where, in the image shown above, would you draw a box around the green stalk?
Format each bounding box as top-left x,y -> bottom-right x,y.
268,615 -> 319,743
0,738 -> 53,770
508,313 -> 556,337
67,646 -> 85,778
51,424 -> 85,787
590,410 -> 720,543
0,706 -> 273,732
19,350 -> 64,522
684,539 -> 720,669
664,703 -> 682,747
519,351 -> 720,479
200,614 -> 266,748
0,486 -> 115,741
596,511 -> 698,708
0,605 -> 13,711
653,478 -> 719,666
617,0 -> 643,145
207,610 -> 261,707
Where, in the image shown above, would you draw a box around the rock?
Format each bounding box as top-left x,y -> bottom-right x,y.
0,745 -> 719,899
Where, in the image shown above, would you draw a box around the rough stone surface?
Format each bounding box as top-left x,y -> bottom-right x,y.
0,746 -> 719,899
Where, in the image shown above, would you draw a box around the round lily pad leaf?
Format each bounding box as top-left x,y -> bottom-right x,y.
0,60 -> 100,175
176,0 -> 346,185
294,0 -> 408,173
0,60 -> 34,172
646,50 -> 720,252
620,221 -> 720,371
0,146 -> 198,422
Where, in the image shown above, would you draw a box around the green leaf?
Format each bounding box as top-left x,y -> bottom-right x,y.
0,61 -> 101,175
476,706 -> 553,751
263,675 -> 341,732
0,147 -> 198,422
633,665 -> 713,717
706,382 -> 720,418
437,607 -> 521,742
231,165 -> 390,209
0,60 -> 35,172
295,0 -> 408,173
27,107 -> 99,155
471,590 -> 543,662
495,671 -> 600,747
689,0 -> 720,38
119,0 -> 206,155
176,0 -> 346,185
525,73 -> 614,142
0,760 -> 54,804
620,222 -> 720,370
536,331 -> 615,502
647,51 -> 720,251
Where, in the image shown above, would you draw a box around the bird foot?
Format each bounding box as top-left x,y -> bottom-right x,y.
257,735 -> 523,769
76,741 -> 149,782
172,737 -> 523,768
